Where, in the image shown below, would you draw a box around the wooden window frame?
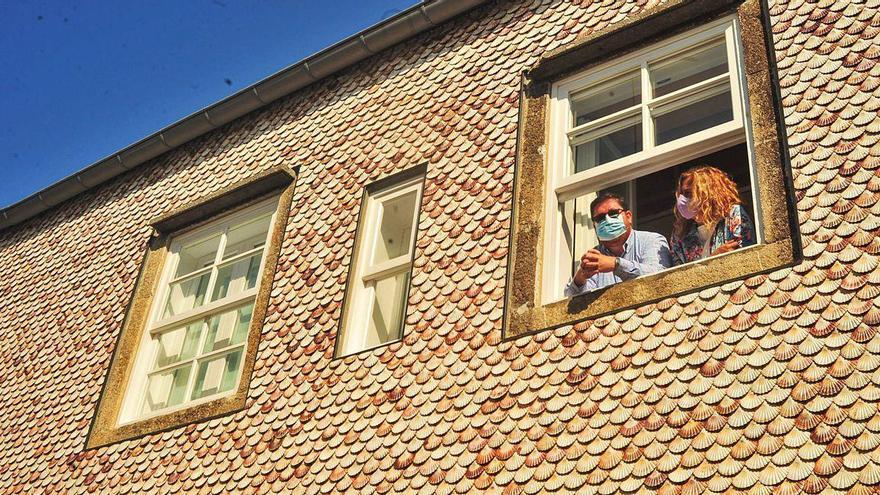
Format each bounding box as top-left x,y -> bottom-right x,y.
504,0 -> 801,338
87,167 -> 296,448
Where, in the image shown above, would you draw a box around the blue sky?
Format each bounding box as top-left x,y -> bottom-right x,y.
0,0 -> 416,208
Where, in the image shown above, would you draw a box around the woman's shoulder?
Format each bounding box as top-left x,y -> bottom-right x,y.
726,204 -> 752,221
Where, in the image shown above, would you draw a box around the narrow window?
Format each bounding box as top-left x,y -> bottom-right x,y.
338,174 -> 423,356
119,198 -> 278,423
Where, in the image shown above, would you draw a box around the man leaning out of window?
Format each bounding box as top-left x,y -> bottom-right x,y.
565,192 -> 672,297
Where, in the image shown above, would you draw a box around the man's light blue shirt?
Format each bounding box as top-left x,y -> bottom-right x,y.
564,229 -> 672,297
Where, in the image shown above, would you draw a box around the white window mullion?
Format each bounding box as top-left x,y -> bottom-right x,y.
566,105 -> 643,139
362,254 -> 414,282
554,120 -> 745,202
186,317 -> 215,400
200,228 -> 228,306
358,283 -> 376,352
641,61 -> 654,152
648,73 -> 731,112
149,287 -> 258,335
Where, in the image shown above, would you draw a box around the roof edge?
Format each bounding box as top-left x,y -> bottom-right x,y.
0,0 -> 489,232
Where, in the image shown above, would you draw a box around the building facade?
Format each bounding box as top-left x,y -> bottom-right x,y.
1,0 -> 879,493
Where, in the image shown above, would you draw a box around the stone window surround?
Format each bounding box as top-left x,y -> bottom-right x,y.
503,0 -> 802,338
87,166 -> 297,449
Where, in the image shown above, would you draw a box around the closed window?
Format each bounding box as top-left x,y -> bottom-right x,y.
119,198 -> 277,423
338,174 -> 423,356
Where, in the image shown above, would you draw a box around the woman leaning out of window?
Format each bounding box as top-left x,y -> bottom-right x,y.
670,166 -> 756,266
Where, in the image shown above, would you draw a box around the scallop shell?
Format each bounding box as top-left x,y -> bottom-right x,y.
853,323 -> 878,343
855,432 -> 880,451
814,454 -> 844,476
731,467 -> 759,489
655,452 -> 680,473
644,471 -> 666,488
679,479 -> 706,495
827,437 -> 855,456
828,468 -> 859,490
801,475 -> 829,494
839,418 -> 866,439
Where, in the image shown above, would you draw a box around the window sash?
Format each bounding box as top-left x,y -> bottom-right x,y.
551,18 -> 744,203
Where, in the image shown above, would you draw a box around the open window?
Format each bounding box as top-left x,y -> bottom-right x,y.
336,168 -> 424,357
504,0 -> 800,337
546,17 -> 760,301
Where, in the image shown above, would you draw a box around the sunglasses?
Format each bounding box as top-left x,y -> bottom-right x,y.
591,208 -> 626,224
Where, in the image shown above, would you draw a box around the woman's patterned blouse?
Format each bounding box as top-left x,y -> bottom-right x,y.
670,204 -> 756,266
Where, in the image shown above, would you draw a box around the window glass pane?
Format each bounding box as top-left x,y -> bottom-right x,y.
143,364 -> 192,414
211,253 -> 262,301
191,349 -> 243,400
163,271 -> 212,318
174,235 -> 221,278
365,271 -> 409,348
651,40 -> 728,97
655,88 -> 733,144
371,191 -> 417,265
222,215 -> 271,260
154,322 -> 203,368
573,121 -> 643,173
202,304 -> 253,354
571,72 -> 641,125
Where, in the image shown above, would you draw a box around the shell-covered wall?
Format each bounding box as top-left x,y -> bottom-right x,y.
1,0 -> 879,493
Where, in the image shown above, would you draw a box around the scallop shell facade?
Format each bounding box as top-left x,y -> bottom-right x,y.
1,0 -> 880,493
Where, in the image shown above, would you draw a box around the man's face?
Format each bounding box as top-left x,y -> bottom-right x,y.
591,198 -> 633,241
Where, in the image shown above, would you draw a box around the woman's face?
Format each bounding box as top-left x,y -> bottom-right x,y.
678,175 -> 702,222
679,176 -> 693,199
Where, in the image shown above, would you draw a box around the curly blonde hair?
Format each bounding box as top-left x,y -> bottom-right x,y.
673,166 -> 741,238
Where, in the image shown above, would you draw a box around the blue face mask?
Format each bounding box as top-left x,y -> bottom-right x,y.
596,214 -> 627,241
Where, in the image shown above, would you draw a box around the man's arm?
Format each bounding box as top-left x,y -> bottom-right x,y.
614,234 -> 672,281
565,273 -> 598,297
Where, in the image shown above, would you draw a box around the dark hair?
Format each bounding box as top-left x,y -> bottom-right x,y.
590,192 -> 628,216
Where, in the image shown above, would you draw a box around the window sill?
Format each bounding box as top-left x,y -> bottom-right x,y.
507,239 -> 796,339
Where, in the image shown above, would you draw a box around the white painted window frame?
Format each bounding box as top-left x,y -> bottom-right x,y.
339,176 -> 423,356
119,197 -> 279,424
542,15 -> 761,304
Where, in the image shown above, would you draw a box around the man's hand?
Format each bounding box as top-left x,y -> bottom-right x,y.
584,249 -> 617,273
572,251 -> 597,286
712,238 -> 740,256
573,249 -> 617,286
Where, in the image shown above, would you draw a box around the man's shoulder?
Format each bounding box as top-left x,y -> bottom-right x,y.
632,229 -> 669,244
